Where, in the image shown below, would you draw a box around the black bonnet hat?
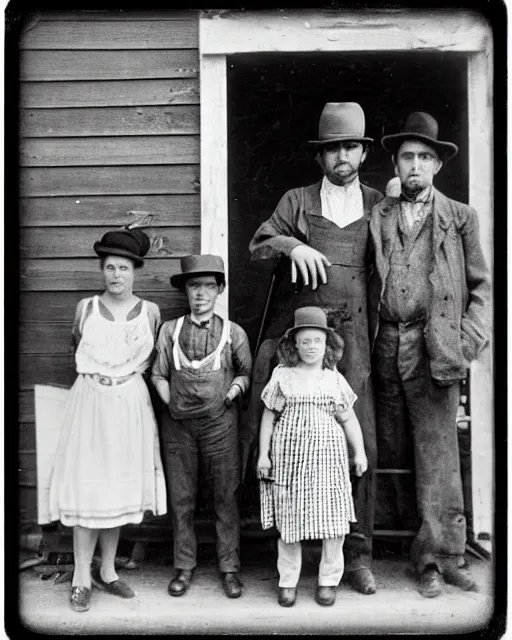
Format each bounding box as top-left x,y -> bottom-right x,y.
93,228 -> 151,267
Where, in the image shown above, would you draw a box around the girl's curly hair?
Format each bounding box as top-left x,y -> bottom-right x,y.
276,328 -> 345,369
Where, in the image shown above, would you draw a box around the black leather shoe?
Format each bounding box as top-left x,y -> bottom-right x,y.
278,587 -> 297,607
348,567 -> 377,595
315,585 -> 336,606
91,567 -> 135,598
168,569 -> 193,597
222,572 -> 243,598
418,567 -> 443,598
69,586 -> 91,612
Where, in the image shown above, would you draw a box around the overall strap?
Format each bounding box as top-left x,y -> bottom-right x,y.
212,319 -> 230,370
172,316 -> 186,371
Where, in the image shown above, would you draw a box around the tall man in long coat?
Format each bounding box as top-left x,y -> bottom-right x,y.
249,102 -> 383,595
369,112 -> 491,597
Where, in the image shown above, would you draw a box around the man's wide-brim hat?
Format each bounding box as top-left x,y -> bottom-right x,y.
381,111 -> 458,160
285,306 -> 335,339
93,228 -> 151,266
170,254 -> 226,288
308,102 -> 373,145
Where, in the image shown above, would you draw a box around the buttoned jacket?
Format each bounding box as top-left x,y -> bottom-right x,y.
369,188 -> 491,383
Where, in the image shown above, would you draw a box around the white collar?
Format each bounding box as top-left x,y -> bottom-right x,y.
321,175 -> 360,195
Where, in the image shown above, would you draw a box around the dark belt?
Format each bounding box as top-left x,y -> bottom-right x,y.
379,317 -> 426,328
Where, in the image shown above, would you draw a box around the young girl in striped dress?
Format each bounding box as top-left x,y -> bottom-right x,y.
257,306 -> 367,608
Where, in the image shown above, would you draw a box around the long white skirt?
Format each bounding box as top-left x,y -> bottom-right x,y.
47,374 -> 167,529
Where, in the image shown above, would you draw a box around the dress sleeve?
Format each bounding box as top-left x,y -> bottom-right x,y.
334,371 -> 358,412
260,366 -> 286,412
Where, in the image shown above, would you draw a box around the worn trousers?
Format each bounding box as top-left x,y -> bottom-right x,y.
162,408 -> 241,573
277,537 -> 346,587
373,321 -> 466,573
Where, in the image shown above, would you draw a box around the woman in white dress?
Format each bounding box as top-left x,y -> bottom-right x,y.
47,228 -> 167,612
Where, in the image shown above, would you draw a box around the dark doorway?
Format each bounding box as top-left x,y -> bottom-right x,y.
227,51 -> 469,346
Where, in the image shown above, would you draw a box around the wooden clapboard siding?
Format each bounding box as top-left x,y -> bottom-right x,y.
19,195 -> 200,227
20,18 -> 198,50
20,488 -> 38,525
20,258 -> 185,291
21,292 -> 189,322
20,136 -> 200,167
20,166 -> 200,196
20,324 -> 71,355
19,451 -> 37,488
20,79 -> 200,109
19,422 -> 36,451
28,11 -> 196,20
20,323 -> 72,355
18,11 -> 201,526
20,50 -> 199,81
20,226 -> 199,258
20,355 -> 76,389
19,392 -> 36,423
21,106 -> 200,137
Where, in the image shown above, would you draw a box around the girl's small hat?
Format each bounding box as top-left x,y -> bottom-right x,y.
93,228 -> 151,267
285,306 -> 334,338
170,254 -> 225,288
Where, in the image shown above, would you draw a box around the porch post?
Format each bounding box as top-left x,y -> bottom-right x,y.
199,52 -> 229,319
467,48 -> 494,542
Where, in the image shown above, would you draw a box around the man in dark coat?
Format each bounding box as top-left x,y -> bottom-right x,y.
369,112 -> 491,597
249,102 -> 383,595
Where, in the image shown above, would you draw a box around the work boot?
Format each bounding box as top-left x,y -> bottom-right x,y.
222,572 -> 243,598
168,569 -> 193,597
418,566 -> 443,598
443,565 -> 477,592
348,567 -> 376,594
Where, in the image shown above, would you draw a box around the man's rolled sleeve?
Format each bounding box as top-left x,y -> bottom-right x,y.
230,323 -> 253,394
151,322 -> 174,386
249,189 -> 308,261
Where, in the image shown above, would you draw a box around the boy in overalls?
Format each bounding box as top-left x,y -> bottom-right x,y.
151,255 -> 252,599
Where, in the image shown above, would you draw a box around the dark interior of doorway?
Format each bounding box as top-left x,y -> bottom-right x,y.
227,51 -> 468,347
227,52 -> 472,537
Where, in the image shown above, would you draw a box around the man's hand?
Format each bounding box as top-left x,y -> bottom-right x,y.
290,245 -> 331,290
224,384 -> 242,407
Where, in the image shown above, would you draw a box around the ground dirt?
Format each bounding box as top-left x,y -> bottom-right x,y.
15,540 -> 494,636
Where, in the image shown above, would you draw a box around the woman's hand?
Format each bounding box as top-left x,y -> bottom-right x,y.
257,453 -> 272,480
352,450 -> 368,477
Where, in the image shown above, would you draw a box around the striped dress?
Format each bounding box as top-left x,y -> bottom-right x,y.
260,365 -> 357,543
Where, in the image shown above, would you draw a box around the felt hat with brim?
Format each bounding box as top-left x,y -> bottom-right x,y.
381,111 -> 458,160
284,306 -> 335,339
170,254 -> 226,288
93,229 -> 151,267
308,102 -> 373,146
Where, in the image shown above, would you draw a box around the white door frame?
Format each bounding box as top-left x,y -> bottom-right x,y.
199,9 -> 494,540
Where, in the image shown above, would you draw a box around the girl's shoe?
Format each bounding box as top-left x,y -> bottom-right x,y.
315,585 -> 336,606
278,587 -> 297,607
91,567 -> 135,598
69,586 -> 91,612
